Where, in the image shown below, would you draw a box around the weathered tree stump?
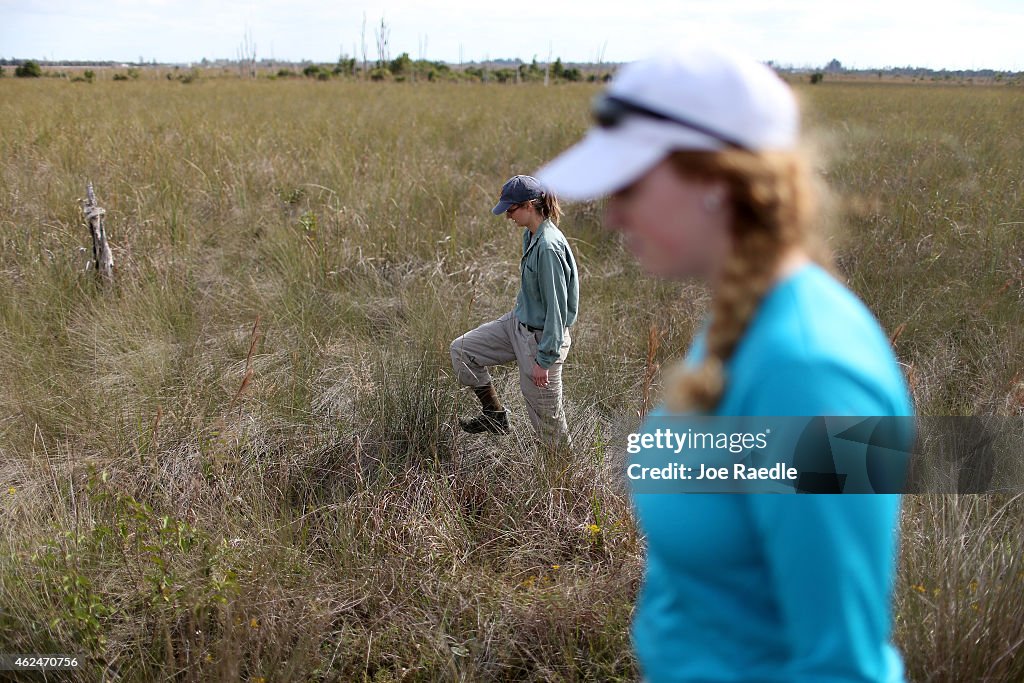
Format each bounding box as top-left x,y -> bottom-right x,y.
82,182 -> 113,280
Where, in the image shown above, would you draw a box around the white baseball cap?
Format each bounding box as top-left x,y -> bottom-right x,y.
536,44 -> 799,200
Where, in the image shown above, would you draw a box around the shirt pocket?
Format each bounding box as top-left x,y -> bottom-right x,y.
521,261 -> 541,300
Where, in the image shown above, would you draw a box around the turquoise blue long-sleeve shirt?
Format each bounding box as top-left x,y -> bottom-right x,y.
632,263 -> 913,682
514,218 -> 579,368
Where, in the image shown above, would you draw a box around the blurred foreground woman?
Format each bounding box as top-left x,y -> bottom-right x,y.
538,46 -> 913,682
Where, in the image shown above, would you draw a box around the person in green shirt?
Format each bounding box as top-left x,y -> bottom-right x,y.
450,175 -> 579,447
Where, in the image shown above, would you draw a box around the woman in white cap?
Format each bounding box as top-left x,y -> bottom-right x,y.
538,46 -> 913,681
449,175 -> 578,448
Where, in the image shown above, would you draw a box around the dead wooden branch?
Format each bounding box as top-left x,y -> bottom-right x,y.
81,182 -> 113,280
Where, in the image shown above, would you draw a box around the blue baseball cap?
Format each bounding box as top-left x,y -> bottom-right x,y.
492,175 -> 545,215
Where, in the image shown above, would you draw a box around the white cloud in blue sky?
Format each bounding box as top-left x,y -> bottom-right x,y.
1,0 -> 1020,69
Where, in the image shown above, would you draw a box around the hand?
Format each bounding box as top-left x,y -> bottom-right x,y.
531,362 -> 549,388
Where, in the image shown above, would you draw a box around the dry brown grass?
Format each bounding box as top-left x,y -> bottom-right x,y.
0,75 -> 1021,681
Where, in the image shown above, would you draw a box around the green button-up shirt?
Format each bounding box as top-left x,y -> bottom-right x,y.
514,219 -> 579,368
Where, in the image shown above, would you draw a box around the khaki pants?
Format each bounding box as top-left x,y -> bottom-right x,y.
450,311 -> 571,446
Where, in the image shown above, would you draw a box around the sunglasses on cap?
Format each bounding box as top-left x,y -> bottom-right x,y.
591,93 -> 746,150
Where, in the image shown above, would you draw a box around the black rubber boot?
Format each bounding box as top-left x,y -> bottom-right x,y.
459,409 -> 509,435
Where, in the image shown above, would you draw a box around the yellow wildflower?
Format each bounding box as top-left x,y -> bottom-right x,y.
249,618 -> 260,629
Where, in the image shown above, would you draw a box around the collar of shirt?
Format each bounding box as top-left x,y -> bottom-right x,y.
523,218 -> 553,259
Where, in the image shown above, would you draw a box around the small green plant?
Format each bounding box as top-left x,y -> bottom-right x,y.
25,469 -> 247,664
275,186 -> 306,205
298,210 -> 318,234
32,534 -> 112,656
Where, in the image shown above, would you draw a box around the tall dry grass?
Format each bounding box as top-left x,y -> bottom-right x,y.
0,76 -> 1021,681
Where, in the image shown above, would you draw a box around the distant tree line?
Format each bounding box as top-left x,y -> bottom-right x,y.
0,58 -> 122,67
271,53 -> 607,83
0,55 -> 609,84
804,58 -> 1020,84
2,55 -> 1017,85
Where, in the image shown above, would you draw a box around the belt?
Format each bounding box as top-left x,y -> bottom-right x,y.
519,321 -> 543,333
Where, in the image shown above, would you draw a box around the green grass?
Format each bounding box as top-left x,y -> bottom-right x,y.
1,76 -> 1022,681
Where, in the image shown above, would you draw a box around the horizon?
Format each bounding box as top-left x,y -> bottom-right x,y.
4,56 -> 1020,75
2,0 -> 1024,72
1,0 -> 1021,72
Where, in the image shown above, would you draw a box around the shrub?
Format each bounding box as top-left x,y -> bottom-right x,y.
388,52 -> 413,76
333,57 -> 357,77
492,68 -> 516,83
302,64 -> 329,79
810,72 -> 824,84
15,60 -> 42,78
551,57 -> 564,79
160,69 -> 198,84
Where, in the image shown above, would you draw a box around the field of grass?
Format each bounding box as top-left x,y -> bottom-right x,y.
1,76 -> 1022,681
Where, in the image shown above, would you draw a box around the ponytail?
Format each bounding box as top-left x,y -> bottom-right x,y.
663,149 -> 824,413
530,192 -> 562,224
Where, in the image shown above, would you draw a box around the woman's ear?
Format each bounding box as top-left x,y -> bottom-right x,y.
702,184 -> 727,212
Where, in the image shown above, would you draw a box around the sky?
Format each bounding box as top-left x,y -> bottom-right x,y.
1,0 -> 1022,71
